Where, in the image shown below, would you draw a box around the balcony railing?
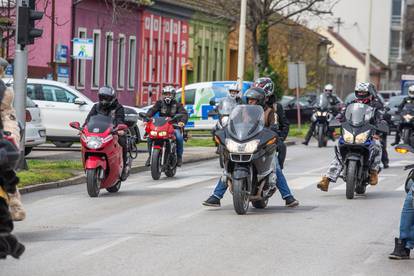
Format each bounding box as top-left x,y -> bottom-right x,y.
392,15 -> 402,26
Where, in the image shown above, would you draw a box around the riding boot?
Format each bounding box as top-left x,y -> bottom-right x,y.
8,190 -> 25,221
317,176 -> 331,192
369,170 -> 379,185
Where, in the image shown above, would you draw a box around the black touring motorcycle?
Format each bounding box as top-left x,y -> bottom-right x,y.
311,94 -> 335,147
214,105 -> 278,215
337,103 -> 388,199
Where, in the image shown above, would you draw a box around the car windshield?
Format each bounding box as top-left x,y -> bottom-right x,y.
317,94 -> 330,110
86,114 -> 113,133
345,103 -> 374,126
217,97 -> 238,115
228,105 -> 264,141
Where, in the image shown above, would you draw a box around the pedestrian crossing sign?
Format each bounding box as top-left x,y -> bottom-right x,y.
72,38 -> 94,60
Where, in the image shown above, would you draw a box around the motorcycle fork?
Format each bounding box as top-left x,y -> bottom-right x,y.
161,141 -> 167,166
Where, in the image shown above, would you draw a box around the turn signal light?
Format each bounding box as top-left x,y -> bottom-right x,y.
266,137 -> 277,145
396,147 -> 409,154
25,109 -> 32,122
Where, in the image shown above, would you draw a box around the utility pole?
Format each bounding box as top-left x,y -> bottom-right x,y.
51,0 -> 56,80
237,0 -> 247,89
365,0 -> 373,82
335,17 -> 344,33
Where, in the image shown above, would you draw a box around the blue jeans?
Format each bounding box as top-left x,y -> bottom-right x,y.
399,180 -> 414,249
212,158 -> 293,200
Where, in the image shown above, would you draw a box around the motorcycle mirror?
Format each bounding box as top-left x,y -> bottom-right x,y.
69,122 -> 81,130
209,99 -> 216,106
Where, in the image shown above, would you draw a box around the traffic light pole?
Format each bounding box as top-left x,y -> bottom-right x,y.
14,0 -> 28,169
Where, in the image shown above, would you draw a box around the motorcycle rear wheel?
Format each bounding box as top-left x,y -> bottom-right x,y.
151,148 -> 162,180
252,199 -> 268,209
86,169 -> 101,197
106,181 -> 121,193
355,185 -> 366,195
345,160 -> 358,199
403,128 -> 411,145
233,178 -> 250,215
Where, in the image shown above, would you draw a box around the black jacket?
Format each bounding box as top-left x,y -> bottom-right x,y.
146,99 -> 188,123
84,100 -> 125,127
266,101 -> 289,141
398,97 -> 414,112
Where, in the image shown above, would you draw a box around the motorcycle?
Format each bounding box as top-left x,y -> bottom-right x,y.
398,103 -> 414,146
214,105 -> 278,215
395,144 -> 414,193
311,94 -> 335,147
139,113 -> 184,180
69,114 -> 130,197
209,97 -> 238,168
338,103 -> 388,199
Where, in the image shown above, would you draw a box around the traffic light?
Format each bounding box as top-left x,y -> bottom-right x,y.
17,0 -> 44,46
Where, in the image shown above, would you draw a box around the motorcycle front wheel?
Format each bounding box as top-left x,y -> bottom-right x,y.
86,168 -> 101,197
317,125 -> 325,148
151,148 -> 162,180
345,160 -> 358,199
233,178 -> 250,215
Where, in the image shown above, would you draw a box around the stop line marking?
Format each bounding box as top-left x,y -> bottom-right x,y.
83,236 -> 132,256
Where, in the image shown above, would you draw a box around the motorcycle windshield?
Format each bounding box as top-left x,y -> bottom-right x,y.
86,114 -> 113,133
218,97 -> 238,116
345,103 -> 374,126
402,103 -> 414,114
228,105 -> 264,141
317,94 -> 330,110
153,117 -> 169,127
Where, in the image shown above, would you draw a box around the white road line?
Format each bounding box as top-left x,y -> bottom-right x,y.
150,176 -> 217,189
83,236 -> 132,256
288,176 -> 321,190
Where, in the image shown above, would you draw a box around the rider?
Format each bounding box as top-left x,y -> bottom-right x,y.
317,82 -> 384,192
302,84 -> 340,146
84,86 -> 128,176
391,85 -> 414,146
203,87 -> 299,207
227,83 -> 243,104
145,86 -> 188,167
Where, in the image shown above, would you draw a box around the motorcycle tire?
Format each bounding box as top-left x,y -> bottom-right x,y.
86,169 -> 101,197
318,126 -> 325,148
232,178 -> 250,215
165,163 -> 177,177
151,148 -> 162,180
106,181 -> 121,193
403,128 -> 411,145
345,160 -> 358,199
219,151 -> 224,169
355,185 -> 366,195
252,199 -> 268,209
405,169 -> 414,193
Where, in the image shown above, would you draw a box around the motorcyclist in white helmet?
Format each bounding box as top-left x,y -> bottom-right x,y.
227,83 -> 243,104
392,85 -> 414,146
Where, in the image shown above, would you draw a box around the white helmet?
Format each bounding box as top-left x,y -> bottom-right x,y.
162,86 -> 176,104
409,85 -> 414,98
324,84 -> 334,94
228,83 -> 241,99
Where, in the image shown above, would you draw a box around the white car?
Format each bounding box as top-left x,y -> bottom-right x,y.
4,78 -> 145,147
25,97 -> 46,155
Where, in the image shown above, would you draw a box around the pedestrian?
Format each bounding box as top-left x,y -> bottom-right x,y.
0,58 -> 25,221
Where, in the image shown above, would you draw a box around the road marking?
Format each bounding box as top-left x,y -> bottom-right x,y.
82,236 -> 132,256
150,176 -> 217,189
288,176 -> 320,190
179,209 -> 204,220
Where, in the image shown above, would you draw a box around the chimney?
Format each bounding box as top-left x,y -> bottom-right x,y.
328,26 -> 334,32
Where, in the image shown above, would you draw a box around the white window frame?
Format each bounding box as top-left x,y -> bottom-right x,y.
117,34 -> 126,90
127,36 -> 137,91
76,27 -> 87,89
91,29 -> 101,90
104,32 -> 114,87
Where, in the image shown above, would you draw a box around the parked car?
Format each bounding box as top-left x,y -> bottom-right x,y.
4,78 -> 145,147
379,90 -> 400,102
25,97 -> 46,155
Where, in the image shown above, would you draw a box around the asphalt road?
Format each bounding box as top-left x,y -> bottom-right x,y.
3,141 -> 414,275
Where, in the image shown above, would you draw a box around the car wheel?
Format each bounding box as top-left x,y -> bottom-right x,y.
52,141 -> 73,148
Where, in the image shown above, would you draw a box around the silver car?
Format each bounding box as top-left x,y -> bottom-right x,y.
25,97 -> 46,155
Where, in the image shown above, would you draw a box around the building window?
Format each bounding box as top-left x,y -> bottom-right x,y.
204,46 -> 209,81
143,39 -> 149,82
152,39 -> 158,82
128,36 -> 136,90
163,41 -> 169,83
213,48 -> 218,80
172,42 -> 177,83
390,30 -> 401,58
392,0 -> 403,25
104,33 -> 114,86
197,45 -> 202,82
219,49 -> 224,80
117,34 -> 126,89
91,30 -> 101,89
76,28 -> 87,89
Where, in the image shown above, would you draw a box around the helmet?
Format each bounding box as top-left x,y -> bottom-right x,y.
253,77 -> 274,97
245,87 -> 266,107
162,86 -> 176,105
408,85 -> 414,98
354,82 -> 372,100
98,86 -> 116,108
228,83 -> 241,99
324,84 -> 334,94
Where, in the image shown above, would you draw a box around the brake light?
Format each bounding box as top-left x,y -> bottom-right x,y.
25,110 -> 32,122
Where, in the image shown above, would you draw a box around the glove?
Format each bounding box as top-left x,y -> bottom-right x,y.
178,122 -> 185,128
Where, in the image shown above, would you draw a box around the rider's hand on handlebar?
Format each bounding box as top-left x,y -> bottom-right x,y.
118,130 -> 126,136
373,134 -> 380,140
178,122 -> 185,128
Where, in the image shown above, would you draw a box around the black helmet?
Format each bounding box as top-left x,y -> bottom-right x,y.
245,87 -> 266,107
253,77 -> 274,97
162,86 -> 177,105
98,86 -> 116,108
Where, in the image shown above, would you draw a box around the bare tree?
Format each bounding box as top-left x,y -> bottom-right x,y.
215,0 -> 337,79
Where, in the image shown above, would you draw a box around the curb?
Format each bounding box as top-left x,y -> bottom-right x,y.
20,140 -> 297,195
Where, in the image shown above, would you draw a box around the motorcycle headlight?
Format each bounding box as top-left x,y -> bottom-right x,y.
225,139 -> 259,154
322,112 -> 328,116
404,114 -> 413,122
220,116 -> 229,127
86,136 -> 103,149
159,131 -> 167,137
316,111 -> 322,116
343,129 -> 354,143
355,130 -> 370,144
150,131 -> 158,136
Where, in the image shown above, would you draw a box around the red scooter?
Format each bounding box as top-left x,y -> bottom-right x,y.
139,113 -> 183,180
70,114 -> 129,197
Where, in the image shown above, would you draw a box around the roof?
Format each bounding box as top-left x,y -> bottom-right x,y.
327,27 -> 387,72
157,0 -> 228,18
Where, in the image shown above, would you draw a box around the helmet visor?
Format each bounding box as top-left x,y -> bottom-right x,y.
355,90 -> 369,99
